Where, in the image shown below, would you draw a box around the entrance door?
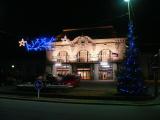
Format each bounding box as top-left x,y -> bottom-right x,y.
101,71 -> 108,80
77,68 -> 91,80
99,69 -> 113,80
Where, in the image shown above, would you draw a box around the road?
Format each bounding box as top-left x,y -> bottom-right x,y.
0,98 -> 160,120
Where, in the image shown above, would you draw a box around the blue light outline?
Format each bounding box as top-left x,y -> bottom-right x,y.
25,37 -> 55,51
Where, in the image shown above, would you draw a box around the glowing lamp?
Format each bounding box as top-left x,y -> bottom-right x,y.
100,62 -> 110,68
55,63 -> 62,67
124,0 -> 130,2
11,65 -> 15,68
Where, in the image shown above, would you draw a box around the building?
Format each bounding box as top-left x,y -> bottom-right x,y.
46,26 -> 126,80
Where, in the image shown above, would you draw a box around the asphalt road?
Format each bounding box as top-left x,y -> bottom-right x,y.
0,98 -> 160,120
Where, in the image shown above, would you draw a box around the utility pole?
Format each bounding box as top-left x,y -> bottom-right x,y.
152,49 -> 160,97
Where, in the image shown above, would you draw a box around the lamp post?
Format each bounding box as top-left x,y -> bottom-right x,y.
152,49 -> 160,97
124,0 -> 131,23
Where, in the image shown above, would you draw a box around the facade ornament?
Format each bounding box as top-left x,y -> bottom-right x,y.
61,35 -> 70,42
115,41 -> 121,50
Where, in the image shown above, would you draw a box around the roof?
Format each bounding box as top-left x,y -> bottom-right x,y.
56,26 -> 118,41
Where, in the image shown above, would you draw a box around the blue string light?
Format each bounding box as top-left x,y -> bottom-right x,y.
25,37 -> 55,51
117,22 -> 144,95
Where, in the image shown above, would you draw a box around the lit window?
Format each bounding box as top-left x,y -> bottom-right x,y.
77,50 -> 89,62
99,49 -> 111,61
58,51 -> 68,62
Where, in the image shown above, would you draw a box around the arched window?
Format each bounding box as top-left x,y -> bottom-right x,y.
77,50 -> 90,62
58,51 -> 68,62
99,49 -> 111,61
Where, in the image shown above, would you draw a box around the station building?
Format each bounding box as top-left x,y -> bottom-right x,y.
46,26 -> 126,80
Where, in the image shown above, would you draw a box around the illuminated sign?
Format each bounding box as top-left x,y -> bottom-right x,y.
55,62 -> 62,67
100,62 -> 110,68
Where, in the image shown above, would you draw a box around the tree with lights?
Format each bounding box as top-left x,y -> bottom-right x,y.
117,22 -> 144,95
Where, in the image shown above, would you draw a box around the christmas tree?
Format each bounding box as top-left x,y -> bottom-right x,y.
117,22 -> 144,95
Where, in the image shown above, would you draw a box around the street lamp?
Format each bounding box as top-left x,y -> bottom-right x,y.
124,0 -> 130,2
124,0 -> 131,23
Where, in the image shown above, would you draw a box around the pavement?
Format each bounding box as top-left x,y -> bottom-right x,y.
0,80 -> 160,106
2,98 -> 160,120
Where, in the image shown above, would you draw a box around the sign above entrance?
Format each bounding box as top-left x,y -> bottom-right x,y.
100,62 -> 110,68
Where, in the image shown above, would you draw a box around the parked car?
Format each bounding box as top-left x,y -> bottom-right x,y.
46,74 -> 80,87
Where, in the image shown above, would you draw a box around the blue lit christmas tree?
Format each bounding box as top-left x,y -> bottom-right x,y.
117,22 -> 144,95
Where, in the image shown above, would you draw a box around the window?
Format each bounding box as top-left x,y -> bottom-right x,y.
58,51 -> 68,62
99,49 -> 111,62
77,50 -> 90,62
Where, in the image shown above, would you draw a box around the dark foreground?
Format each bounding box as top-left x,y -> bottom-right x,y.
0,98 -> 160,120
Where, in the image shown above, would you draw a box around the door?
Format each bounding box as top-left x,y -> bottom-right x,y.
77,68 -> 91,80
99,69 -> 113,80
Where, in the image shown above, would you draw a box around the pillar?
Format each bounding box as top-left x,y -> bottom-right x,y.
112,63 -> 117,81
52,64 -> 56,75
94,64 -> 99,80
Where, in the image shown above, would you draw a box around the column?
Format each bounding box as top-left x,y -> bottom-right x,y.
94,64 -> 99,80
52,64 -> 56,75
69,65 -> 72,74
112,63 -> 117,81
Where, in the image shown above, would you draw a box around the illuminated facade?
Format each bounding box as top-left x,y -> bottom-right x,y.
46,28 -> 126,80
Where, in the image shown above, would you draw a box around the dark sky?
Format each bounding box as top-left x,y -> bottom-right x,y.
0,0 -> 160,59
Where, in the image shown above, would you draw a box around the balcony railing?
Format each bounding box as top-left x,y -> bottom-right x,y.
52,56 -> 114,63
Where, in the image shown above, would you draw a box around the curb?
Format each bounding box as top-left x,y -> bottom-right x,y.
0,91 -> 155,101
0,94 -> 159,106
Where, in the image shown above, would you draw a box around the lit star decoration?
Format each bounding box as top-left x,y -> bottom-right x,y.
21,37 -> 55,51
61,35 -> 70,42
19,38 -> 27,47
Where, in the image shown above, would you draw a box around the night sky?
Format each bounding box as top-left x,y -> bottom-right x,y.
0,0 -> 160,60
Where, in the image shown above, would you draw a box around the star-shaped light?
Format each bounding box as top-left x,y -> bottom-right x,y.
19,38 -> 27,47
61,35 -> 70,42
